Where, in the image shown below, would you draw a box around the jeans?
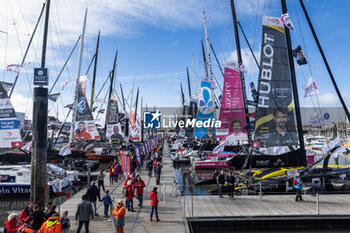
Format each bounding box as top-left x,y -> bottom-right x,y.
138,194 -> 143,207
150,206 -> 158,218
104,204 -> 110,216
126,199 -> 134,211
110,174 -> 114,184
92,201 -> 97,215
76,220 -> 89,233
295,189 -> 302,201
218,184 -> 223,196
98,180 -> 105,193
148,169 -> 152,177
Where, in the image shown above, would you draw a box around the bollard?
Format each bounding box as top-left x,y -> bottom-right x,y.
260,182 -> 262,201
316,193 -> 319,215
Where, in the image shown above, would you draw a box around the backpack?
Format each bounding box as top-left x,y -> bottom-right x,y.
293,178 -> 297,186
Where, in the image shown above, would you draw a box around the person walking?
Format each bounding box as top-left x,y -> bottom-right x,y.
227,172 -> 235,199
134,176 -> 145,208
18,216 -> 34,233
109,164 -> 116,185
86,181 -> 101,216
19,203 -> 33,225
38,213 -> 61,233
112,200 -> 126,233
100,190 -> 112,217
97,170 -> 105,194
146,160 -> 153,177
149,187 -> 160,222
217,170 -> 225,198
125,180 -> 135,212
30,204 -> 46,233
75,194 -> 94,233
155,162 -> 162,185
60,211 -> 70,233
4,213 -> 19,233
293,172 -> 303,202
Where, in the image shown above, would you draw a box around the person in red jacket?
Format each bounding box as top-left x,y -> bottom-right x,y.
73,122 -> 92,141
133,176 -> 145,208
149,187 -> 160,222
4,213 -> 19,233
125,180 -> 135,212
123,175 -> 131,188
19,203 -> 33,225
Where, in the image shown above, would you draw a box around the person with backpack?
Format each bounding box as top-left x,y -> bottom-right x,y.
19,203 -> 33,225
134,176 -> 146,208
125,180 -> 135,212
60,211 -> 70,233
146,160 -> 153,177
97,170 -> 105,194
100,190 -> 112,217
18,216 -> 34,233
149,187 -> 160,222
293,172 -> 303,202
86,181 -> 101,216
4,213 -> 19,233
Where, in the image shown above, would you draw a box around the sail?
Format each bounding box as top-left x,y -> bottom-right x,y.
193,79 -> 216,139
106,97 -> 124,141
254,16 -> 298,148
73,76 -> 100,141
216,62 -> 246,141
0,83 -> 23,148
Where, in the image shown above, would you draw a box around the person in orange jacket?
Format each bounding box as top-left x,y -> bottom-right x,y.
112,200 -> 126,233
38,213 -> 61,233
73,122 -> 92,141
17,216 -> 34,233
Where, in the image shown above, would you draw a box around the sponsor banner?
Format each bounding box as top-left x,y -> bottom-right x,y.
217,62 -> 246,141
193,80 -> 216,139
73,120 -> 100,142
254,15 -> 298,148
120,150 -> 131,177
0,109 -> 16,119
106,123 -> 124,141
309,109 -> 332,127
302,76 -> 318,97
134,145 -> 142,165
0,81 -> 13,94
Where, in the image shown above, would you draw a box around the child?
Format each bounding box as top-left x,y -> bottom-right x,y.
60,211 -> 70,233
100,190 -> 112,217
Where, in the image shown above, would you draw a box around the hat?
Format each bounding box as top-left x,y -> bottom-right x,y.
153,187 -> 158,191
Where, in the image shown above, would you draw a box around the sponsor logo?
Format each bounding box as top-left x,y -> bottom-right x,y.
77,97 -> 86,113
144,110 -> 161,129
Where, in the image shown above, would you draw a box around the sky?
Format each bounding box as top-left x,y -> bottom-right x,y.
0,0 -> 350,122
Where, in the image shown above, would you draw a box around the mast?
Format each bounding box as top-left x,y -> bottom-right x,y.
134,87 -> 139,123
299,0 -> 350,122
203,11 -> 213,81
104,50 -> 118,138
141,97 -> 144,142
120,83 -> 126,111
230,0 -> 251,144
90,31 -> 100,111
201,40 -> 209,79
70,9 -> 88,143
191,55 -> 198,96
281,0 -> 305,152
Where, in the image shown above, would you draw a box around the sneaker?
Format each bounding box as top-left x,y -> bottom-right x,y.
150,218 -> 153,221
156,218 -> 160,222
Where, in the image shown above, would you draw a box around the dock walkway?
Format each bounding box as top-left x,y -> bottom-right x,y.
59,141 -> 185,233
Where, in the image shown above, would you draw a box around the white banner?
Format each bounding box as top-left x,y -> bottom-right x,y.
309,109 -> 332,127
302,76 -> 319,97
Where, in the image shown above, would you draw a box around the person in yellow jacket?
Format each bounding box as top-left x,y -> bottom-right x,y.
38,213 -> 61,233
112,200 -> 126,233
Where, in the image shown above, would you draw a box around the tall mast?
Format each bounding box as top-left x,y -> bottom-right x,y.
134,87 -> 139,123
299,0 -> 350,122
120,83 -> 126,111
281,0 -> 305,153
191,55 -> 198,96
104,50 -> 118,137
201,40 -> 209,79
186,67 -> 192,98
230,0 -> 251,143
90,31 -> 100,111
70,9 -> 88,143
130,77 -> 135,114
203,11 -> 213,81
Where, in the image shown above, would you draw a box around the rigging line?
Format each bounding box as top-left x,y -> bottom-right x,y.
94,71 -> 112,101
8,2 -> 46,97
84,54 -> 96,76
237,21 -> 260,69
96,89 -> 109,120
209,41 -> 224,79
3,0 -> 9,81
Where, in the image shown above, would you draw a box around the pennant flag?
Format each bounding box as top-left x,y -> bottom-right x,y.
6,64 -> 24,75
213,141 -> 226,153
244,121 -> 255,130
281,13 -> 295,31
250,82 -> 258,102
0,81 -> 13,94
62,80 -> 70,90
98,109 -> 105,113
21,141 -> 32,152
302,76 -> 318,97
190,95 -> 199,103
48,93 -> 60,102
59,143 -> 71,156
292,45 -> 307,65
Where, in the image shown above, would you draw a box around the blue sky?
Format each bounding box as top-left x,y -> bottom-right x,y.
0,0 -> 349,122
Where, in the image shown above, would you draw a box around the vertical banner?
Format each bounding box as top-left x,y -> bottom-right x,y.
120,150 -> 130,177
106,97 -> 124,141
134,145 -> 141,165
193,80 -> 216,139
254,16 -> 298,148
216,62 -> 246,141
74,76 -> 100,141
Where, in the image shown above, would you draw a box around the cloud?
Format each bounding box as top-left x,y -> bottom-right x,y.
301,92 -> 349,108
11,93 -> 32,117
119,71 -> 183,81
218,48 -> 260,74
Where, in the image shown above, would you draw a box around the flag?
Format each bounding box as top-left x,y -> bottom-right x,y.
59,143 -> 72,156
48,93 -> 60,102
302,76 -> 318,97
211,80 -> 218,89
281,13 -> 295,31
21,141 -> 32,152
292,45 -> 307,65
62,80 -> 70,90
250,82 -> 258,102
213,141 -> 225,153
6,64 -> 24,75
309,109 -> 332,127
246,111 -> 257,119
98,109 -> 105,113
0,81 -> 13,94
323,137 -> 346,155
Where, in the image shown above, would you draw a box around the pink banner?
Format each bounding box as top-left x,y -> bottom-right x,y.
216,63 -> 246,141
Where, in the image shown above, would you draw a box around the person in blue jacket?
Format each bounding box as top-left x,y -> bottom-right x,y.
293,172 -> 303,202
100,190 -> 112,217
